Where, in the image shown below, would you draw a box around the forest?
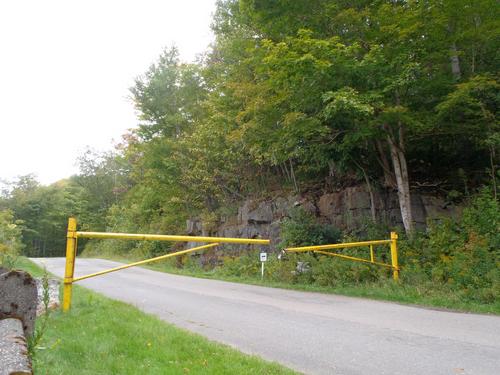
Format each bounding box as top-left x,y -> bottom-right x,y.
1,1 -> 499,309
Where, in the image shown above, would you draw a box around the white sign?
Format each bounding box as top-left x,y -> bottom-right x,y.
260,252 -> 268,262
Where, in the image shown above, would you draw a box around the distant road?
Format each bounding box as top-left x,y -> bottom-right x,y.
32,257 -> 500,375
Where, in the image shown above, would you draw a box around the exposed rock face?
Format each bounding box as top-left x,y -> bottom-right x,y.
188,186 -> 462,257
239,200 -> 273,224
0,271 -> 37,337
186,219 -> 202,235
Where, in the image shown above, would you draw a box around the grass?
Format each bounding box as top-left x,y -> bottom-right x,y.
91,254 -> 500,315
15,258 -> 297,375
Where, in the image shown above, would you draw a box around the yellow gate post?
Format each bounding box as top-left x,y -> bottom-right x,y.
63,217 -> 77,312
390,231 -> 399,281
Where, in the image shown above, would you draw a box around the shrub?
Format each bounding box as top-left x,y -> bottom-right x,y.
0,210 -> 23,269
279,207 -> 341,248
399,190 -> 500,304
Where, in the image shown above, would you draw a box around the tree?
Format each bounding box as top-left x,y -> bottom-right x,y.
0,209 -> 23,268
131,47 -> 207,140
437,75 -> 500,198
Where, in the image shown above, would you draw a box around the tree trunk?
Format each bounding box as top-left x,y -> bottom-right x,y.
364,174 -> 377,223
490,145 -> 497,200
450,42 -> 461,80
387,132 -> 414,235
352,159 -> 377,222
375,140 -> 396,188
0,318 -> 32,375
328,160 -> 335,177
289,159 -> 299,193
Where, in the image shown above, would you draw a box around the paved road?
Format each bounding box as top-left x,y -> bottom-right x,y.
32,257 -> 500,375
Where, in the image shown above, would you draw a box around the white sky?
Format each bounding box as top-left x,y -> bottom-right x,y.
0,0 -> 216,185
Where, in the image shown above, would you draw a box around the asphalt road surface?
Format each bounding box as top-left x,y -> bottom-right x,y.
32,257 -> 500,375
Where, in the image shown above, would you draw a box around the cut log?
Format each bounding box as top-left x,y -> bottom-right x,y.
0,318 -> 32,375
0,271 -> 37,337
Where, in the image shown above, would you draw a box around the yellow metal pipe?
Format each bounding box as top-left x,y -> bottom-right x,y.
313,250 -> 394,269
76,231 -> 270,245
72,243 -> 219,282
370,244 -> 374,263
285,239 -> 391,253
63,217 -> 77,312
390,232 -> 400,280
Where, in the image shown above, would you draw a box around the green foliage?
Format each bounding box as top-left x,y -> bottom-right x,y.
400,191 -> 499,304
73,148 -> 130,232
1,175 -> 84,256
0,209 -> 23,268
279,207 -> 341,248
28,268 -> 52,358
218,250 -> 261,278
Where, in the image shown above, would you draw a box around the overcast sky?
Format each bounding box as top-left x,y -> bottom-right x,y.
0,0 -> 216,185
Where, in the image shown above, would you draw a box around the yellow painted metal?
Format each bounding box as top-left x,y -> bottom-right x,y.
61,216 -> 271,311
76,231 -> 270,245
72,243 -> 219,283
313,250 -> 393,269
390,232 -> 399,281
285,239 -> 391,253
285,233 -> 400,276
62,217 -> 77,312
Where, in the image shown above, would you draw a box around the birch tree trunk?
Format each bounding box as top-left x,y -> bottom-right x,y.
289,159 -> 299,193
387,131 -> 414,235
450,42 -> 462,80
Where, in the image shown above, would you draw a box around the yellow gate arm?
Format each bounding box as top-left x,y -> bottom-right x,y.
285,239 -> 391,252
313,250 -> 394,268
76,231 -> 270,245
63,216 -> 271,312
284,232 -> 399,280
72,243 -> 219,283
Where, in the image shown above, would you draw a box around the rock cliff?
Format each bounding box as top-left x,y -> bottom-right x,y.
187,186 -> 461,251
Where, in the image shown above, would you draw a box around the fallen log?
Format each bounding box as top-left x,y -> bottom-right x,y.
0,270 -> 37,337
0,318 -> 32,375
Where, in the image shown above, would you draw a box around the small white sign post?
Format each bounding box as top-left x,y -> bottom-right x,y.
260,252 -> 267,279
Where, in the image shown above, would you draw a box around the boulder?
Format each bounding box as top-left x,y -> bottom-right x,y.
186,219 -> 202,235
0,271 -> 37,337
421,195 -> 462,220
269,221 -> 282,248
239,200 -> 273,224
272,197 -> 292,219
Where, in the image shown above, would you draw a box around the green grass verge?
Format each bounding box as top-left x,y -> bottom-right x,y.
16,258 -> 297,375
91,255 -> 500,315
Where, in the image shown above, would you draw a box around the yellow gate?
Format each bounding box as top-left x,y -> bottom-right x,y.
62,217 -> 270,311
63,217 -> 400,312
284,232 -> 400,280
